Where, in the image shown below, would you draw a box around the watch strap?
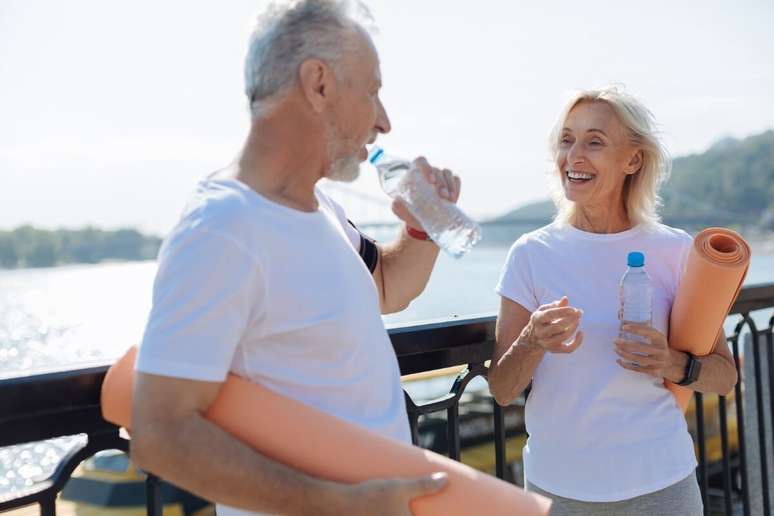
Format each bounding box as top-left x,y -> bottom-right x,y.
406,226 -> 431,241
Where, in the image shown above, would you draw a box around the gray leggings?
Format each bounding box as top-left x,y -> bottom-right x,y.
526,474 -> 703,516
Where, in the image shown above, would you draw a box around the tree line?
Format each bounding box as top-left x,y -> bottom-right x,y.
0,226 -> 161,269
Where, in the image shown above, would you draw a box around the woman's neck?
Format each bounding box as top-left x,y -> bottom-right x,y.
570,201 -> 632,234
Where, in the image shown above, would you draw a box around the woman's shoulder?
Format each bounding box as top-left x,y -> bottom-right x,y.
508,223 -> 563,252
642,222 -> 694,248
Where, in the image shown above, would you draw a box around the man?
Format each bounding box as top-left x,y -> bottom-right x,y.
130,1 -> 461,514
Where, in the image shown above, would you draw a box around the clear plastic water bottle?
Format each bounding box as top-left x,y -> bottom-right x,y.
368,147 -> 482,258
619,251 -> 653,344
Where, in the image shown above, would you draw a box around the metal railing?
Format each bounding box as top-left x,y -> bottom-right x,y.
0,282 -> 772,515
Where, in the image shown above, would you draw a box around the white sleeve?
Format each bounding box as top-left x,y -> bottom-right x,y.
674,229 -> 695,295
495,237 -> 540,313
316,187 -> 362,251
136,228 -> 265,382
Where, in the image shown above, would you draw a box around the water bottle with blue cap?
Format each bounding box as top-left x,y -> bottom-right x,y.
619,251 -> 653,344
368,147 -> 481,258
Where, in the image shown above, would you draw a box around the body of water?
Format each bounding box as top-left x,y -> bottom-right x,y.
1,230 -> 773,495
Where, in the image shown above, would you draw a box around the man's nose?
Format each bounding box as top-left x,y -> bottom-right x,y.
376,98 -> 391,134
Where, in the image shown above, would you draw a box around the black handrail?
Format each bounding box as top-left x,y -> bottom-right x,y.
1,282 -> 772,515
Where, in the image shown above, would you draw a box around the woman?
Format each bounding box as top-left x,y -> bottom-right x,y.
488,87 -> 738,515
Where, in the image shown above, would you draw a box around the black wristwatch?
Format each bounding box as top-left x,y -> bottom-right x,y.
676,353 -> 702,386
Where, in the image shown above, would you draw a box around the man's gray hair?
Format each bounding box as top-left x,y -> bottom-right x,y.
244,0 -> 373,114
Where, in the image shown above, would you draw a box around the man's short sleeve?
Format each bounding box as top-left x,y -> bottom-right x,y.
495,237 -> 539,313
137,228 -> 265,382
316,187 -> 361,250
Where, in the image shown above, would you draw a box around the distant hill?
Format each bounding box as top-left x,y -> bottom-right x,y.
491,130 -> 774,230
490,199 -> 556,223
0,226 -> 161,269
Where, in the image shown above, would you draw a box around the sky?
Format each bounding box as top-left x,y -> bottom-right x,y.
2,0 -> 773,235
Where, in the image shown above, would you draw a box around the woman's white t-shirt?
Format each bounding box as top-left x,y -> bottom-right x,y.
495,222 -> 697,502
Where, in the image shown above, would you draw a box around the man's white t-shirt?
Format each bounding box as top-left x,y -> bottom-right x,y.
495,222 -> 697,502
137,177 -> 411,515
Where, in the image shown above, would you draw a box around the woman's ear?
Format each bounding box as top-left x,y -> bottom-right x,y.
625,149 -> 644,175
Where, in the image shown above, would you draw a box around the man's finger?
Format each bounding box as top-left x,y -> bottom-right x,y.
400,472 -> 448,500
412,157 -> 434,184
450,175 -> 461,203
440,169 -> 455,200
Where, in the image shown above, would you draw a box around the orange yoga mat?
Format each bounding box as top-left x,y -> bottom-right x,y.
667,227 -> 750,411
101,347 -> 551,516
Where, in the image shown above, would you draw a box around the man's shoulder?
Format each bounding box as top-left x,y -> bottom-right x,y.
158,179 -> 264,260
175,178 -> 261,235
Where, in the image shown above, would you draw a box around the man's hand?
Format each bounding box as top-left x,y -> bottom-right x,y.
392,157 -> 461,231
328,473 -> 448,516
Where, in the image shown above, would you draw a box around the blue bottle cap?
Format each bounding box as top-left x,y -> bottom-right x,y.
368,147 -> 384,164
627,251 -> 645,267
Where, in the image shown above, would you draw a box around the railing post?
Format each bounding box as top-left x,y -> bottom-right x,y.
732,327 -> 752,516
145,473 -> 163,516
39,495 -> 56,516
493,400 -> 506,480
695,392 -> 709,515
447,403 -> 461,461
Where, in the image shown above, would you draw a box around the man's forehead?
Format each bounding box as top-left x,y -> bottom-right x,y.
348,28 -> 382,83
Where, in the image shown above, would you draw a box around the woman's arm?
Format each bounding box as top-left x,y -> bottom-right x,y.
489,296 -> 583,406
616,326 -> 738,396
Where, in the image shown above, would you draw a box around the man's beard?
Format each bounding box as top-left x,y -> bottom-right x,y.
325,121 -> 361,183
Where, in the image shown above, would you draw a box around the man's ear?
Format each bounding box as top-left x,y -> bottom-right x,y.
625,149 -> 644,175
299,59 -> 334,113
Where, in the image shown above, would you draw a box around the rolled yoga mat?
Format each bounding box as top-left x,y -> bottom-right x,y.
101,347 -> 551,516
667,227 -> 750,411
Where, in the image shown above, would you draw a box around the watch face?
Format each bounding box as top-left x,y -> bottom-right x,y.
682,356 -> 701,385
689,357 -> 702,381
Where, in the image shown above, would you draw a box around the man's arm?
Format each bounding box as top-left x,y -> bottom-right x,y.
131,372 -> 447,516
371,157 -> 460,314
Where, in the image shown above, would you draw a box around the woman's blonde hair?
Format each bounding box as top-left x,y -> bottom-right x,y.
549,86 -> 671,228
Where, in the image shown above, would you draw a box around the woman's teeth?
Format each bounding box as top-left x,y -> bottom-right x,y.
566,170 -> 594,183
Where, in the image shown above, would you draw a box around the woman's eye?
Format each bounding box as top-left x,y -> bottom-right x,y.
589,140 -> 602,146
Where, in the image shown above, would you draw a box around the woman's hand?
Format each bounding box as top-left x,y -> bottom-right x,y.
614,323 -> 685,380
523,297 -> 584,353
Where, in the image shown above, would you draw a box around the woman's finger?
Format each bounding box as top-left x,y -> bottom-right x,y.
615,339 -> 655,355
617,359 -> 660,377
621,324 -> 666,343
546,331 -> 584,353
543,318 -> 580,339
537,297 -> 567,312
615,348 -> 657,366
535,307 -> 580,325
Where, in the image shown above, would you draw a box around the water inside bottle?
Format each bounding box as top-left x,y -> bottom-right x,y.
375,160 -> 410,197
